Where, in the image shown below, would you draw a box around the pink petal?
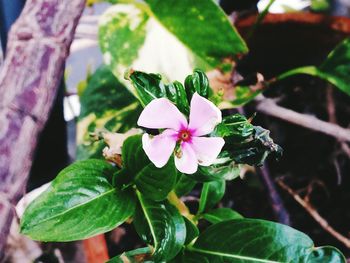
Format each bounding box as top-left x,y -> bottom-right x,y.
142,129 -> 177,168
191,137 -> 225,166
175,142 -> 198,174
137,98 -> 187,131
188,93 -> 222,136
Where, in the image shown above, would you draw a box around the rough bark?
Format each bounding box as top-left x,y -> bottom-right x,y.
0,0 -> 86,259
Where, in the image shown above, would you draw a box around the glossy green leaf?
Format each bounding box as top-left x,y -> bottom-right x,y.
174,174 -> 197,197
198,180 -> 225,214
107,247 -> 152,263
278,38 -> 350,96
127,70 -> 190,113
187,219 -> 346,262
77,66 -> 141,160
166,81 -> 190,115
122,135 -> 177,201
183,217 -> 199,245
20,160 -> 136,241
145,0 -> 248,70
135,159 -> 177,201
202,208 -> 243,224
185,69 -> 210,100
122,135 -> 150,176
134,193 -> 186,261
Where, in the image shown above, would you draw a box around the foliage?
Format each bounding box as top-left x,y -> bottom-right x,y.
21,70 -> 345,262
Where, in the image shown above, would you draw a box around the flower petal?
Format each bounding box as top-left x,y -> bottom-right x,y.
142,130 -> 177,168
191,137 -> 225,166
188,93 -> 222,136
137,98 -> 187,130
175,142 -> 198,174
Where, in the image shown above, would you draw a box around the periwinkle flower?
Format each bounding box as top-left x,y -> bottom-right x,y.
137,93 -> 225,174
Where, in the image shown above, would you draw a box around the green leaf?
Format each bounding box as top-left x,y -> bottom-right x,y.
187,219 -> 346,262
77,66 -> 141,160
183,217 -> 199,245
126,70 -> 190,113
135,159 -> 177,201
189,151 -> 241,182
79,66 -> 136,118
228,126 -> 283,166
20,160 -> 136,241
122,135 -> 150,176
278,38 -> 350,96
174,174 -> 197,197
185,69 -> 210,100
311,0 -> 330,12
99,0 -> 247,89
202,208 -> 243,224
229,85 -> 263,107
107,247 -> 152,263
198,180 -> 225,214
134,193 -> 186,262
166,81 -> 190,115
189,166 -> 228,182
122,135 -> 177,201
213,114 -> 254,143
306,246 -> 346,263
144,0 -> 248,69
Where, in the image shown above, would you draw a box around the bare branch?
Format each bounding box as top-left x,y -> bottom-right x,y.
255,95 -> 350,142
276,179 -> 350,249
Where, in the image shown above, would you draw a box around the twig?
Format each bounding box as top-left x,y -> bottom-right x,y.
258,165 -> 290,225
276,179 -> 350,249
326,88 -> 337,124
326,87 -> 350,159
255,95 -> 350,142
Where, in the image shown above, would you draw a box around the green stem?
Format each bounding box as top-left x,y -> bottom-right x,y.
276,65 -> 319,81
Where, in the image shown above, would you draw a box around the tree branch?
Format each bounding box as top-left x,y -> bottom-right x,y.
0,0 -> 86,258
255,95 -> 350,142
258,165 -> 290,225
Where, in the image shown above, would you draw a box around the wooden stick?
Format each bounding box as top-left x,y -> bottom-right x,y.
0,0 -> 86,258
255,95 -> 350,142
276,179 -> 350,249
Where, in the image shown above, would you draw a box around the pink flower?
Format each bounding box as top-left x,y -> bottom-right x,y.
137,93 -> 225,174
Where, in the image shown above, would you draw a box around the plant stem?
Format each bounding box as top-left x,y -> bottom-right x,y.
168,191 -> 195,222
246,0 -> 277,40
